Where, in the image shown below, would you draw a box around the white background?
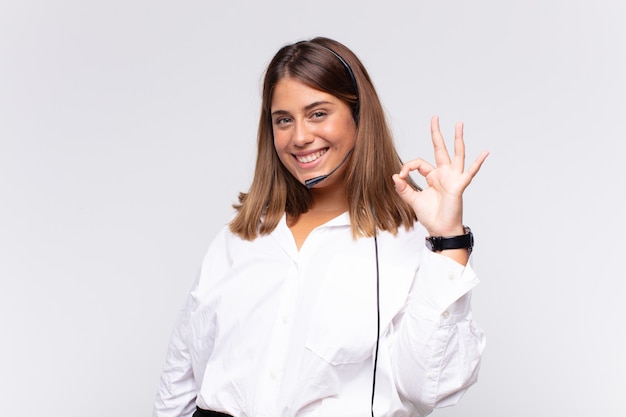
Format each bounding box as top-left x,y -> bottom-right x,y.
1,0 -> 624,416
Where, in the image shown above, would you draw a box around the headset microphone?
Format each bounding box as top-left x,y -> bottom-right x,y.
304,148 -> 354,189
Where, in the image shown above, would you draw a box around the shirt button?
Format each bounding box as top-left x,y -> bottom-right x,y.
270,372 -> 278,380
427,372 -> 437,380
448,271 -> 456,280
282,316 -> 288,325
442,310 -> 450,319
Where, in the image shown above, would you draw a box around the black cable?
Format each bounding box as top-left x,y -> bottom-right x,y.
371,234 -> 381,417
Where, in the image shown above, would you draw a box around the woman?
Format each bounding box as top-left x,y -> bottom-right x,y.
153,37 -> 489,417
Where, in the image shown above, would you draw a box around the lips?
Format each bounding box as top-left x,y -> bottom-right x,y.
294,148 -> 328,163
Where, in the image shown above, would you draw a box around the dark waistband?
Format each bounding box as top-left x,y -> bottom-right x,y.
193,407 -> 234,417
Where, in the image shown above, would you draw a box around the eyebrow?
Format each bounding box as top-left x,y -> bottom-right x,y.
271,100 -> 333,116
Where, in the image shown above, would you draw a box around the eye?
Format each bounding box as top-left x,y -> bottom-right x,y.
274,116 -> 293,126
310,111 -> 327,120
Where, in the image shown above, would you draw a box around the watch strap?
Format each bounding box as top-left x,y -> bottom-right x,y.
425,226 -> 473,253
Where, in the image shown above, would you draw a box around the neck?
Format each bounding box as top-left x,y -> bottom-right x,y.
308,183 -> 349,214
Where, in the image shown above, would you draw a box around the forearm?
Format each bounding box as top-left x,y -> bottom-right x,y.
389,250 -> 485,409
153,290 -> 199,417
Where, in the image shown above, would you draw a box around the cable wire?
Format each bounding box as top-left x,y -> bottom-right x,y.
371,234 -> 381,417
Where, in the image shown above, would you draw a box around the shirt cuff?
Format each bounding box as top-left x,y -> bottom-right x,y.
410,248 -> 480,320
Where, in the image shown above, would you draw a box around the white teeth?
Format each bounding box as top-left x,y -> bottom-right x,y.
296,149 -> 327,163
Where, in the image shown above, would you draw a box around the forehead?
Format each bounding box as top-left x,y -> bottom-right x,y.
270,78 -> 338,110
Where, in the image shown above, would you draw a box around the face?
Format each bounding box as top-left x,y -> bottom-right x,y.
271,77 -> 357,189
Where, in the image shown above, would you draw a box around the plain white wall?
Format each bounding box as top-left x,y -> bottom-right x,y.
1,0 -> 624,416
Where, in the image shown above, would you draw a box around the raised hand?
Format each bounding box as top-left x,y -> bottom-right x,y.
392,116 -> 489,239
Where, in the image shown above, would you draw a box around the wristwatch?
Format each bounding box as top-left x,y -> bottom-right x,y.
425,226 -> 473,254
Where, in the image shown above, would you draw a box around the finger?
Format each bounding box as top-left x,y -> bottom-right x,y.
398,158 -> 435,179
465,150 -> 490,179
452,121 -> 466,172
431,115 -> 451,166
392,173 -> 419,205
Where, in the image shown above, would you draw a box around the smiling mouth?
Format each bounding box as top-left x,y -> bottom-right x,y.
295,148 -> 328,163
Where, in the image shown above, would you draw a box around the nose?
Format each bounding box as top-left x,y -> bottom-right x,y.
292,120 -> 314,147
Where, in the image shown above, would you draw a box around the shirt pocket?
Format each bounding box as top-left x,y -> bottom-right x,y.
305,255 -> 379,365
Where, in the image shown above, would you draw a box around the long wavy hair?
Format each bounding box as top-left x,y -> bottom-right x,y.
230,37 -> 418,239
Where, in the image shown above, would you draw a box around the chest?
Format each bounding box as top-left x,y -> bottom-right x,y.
192,227 -> 422,351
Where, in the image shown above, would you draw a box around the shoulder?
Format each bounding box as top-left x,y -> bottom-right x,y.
379,221 -> 427,249
371,221 -> 428,270
201,214 -> 287,266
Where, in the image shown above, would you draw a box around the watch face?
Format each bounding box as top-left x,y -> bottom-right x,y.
425,236 -> 441,252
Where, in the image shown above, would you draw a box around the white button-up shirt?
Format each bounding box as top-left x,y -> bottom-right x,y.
153,213 -> 485,417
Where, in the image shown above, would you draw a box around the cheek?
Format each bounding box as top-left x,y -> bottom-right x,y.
272,129 -> 288,151
329,128 -> 356,149
272,134 -> 291,166
326,119 -> 356,145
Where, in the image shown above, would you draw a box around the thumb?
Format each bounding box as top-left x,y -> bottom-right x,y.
392,174 -> 418,206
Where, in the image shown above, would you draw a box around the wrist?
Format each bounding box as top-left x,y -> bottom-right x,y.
425,226 -> 473,254
426,225 -> 466,237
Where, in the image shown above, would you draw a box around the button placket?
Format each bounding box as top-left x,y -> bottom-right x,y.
256,262 -> 300,414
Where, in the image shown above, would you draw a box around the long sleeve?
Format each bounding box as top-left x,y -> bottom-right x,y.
389,248 -> 485,415
153,284 -> 199,417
